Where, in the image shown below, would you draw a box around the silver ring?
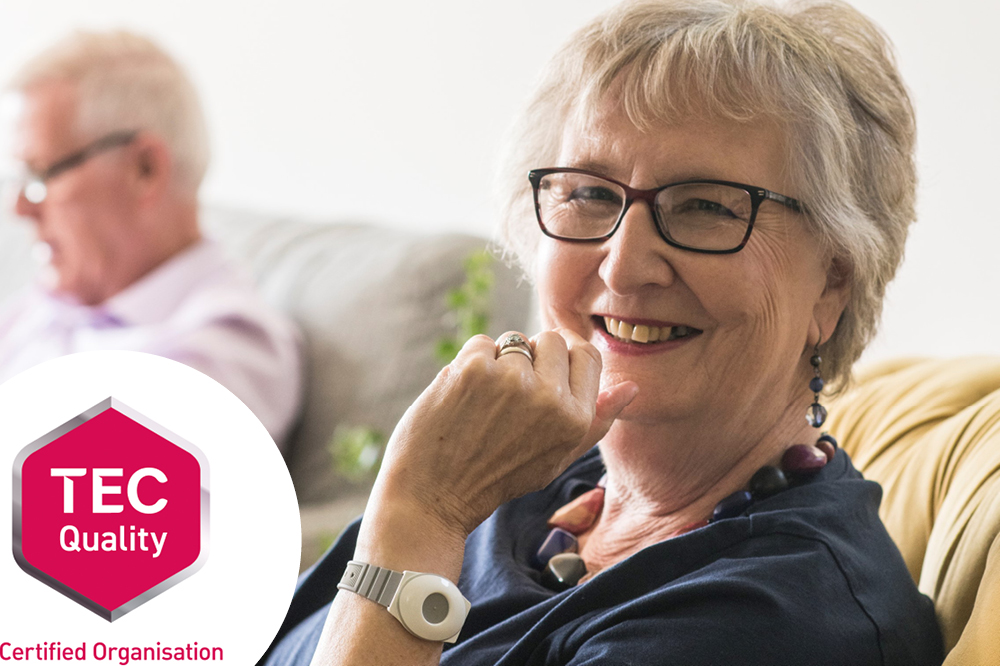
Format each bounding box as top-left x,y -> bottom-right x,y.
496,333 -> 534,362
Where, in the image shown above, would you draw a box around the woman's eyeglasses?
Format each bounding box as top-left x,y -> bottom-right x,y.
528,167 -> 804,254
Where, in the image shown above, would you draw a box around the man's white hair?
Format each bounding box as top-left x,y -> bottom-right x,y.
10,30 -> 210,191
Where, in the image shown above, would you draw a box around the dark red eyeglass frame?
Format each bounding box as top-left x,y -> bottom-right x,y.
527,167 -> 804,254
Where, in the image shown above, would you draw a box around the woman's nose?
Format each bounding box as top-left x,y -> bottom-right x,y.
597,200 -> 678,294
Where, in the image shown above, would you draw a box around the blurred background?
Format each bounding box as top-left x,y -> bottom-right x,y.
0,0 -> 997,363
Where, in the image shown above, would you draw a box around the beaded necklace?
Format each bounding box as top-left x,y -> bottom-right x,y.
535,433 -> 839,590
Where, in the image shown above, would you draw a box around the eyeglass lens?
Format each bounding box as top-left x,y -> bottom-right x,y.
23,180 -> 46,204
535,171 -> 754,252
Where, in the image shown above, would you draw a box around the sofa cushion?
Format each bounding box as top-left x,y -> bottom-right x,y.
201,208 -> 534,505
828,357 -> 1000,659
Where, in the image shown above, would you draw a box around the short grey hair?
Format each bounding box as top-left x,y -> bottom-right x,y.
10,30 -> 210,191
496,0 -> 916,388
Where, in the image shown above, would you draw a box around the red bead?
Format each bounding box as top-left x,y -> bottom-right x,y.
817,433 -> 838,448
816,440 -> 836,462
781,443 -> 828,475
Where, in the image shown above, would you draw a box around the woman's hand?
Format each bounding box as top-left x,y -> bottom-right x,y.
373,328 -> 638,541
312,332 -> 636,666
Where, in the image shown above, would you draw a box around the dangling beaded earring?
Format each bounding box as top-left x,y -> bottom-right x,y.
807,340 -> 827,428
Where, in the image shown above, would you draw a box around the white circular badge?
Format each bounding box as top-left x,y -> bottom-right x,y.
0,351 -> 301,664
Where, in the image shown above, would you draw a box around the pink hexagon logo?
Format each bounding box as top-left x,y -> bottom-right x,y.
12,397 -> 209,621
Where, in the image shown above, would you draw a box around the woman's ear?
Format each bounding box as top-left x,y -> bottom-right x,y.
811,256 -> 851,346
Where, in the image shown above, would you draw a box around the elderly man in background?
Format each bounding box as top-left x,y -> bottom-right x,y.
0,31 -> 303,447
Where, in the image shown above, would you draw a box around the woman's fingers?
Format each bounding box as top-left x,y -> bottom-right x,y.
532,330 -> 569,379
539,329 -> 635,459
595,381 -> 639,431
568,381 -> 640,459
548,328 -> 637,454
455,329 -> 621,440
454,333 -> 502,362
555,328 -> 604,402
494,330 -> 536,367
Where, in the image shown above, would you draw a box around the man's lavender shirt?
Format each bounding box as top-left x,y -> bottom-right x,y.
0,239 -> 303,448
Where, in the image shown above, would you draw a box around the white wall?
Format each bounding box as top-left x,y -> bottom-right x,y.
0,0 -> 997,363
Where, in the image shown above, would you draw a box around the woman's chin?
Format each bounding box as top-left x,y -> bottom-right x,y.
600,373 -> 703,427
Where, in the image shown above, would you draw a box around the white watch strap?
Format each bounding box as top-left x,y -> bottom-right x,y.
338,560 -> 404,607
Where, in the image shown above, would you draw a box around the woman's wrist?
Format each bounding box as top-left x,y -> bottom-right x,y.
354,482 -> 468,583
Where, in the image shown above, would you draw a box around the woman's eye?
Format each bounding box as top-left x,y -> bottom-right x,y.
570,186 -> 622,205
686,199 -> 737,217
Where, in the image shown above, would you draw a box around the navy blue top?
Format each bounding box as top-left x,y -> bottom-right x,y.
262,448 -> 943,665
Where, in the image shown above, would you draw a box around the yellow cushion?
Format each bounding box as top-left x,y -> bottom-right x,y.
828,357 -> 1000,662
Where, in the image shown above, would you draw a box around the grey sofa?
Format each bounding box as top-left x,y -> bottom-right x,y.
0,208 -> 535,567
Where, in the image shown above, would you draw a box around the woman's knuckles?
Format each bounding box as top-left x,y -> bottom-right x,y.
455,353 -> 494,379
570,340 -> 602,370
422,341 -> 596,463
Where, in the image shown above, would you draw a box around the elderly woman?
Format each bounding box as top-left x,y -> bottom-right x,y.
264,1 -> 943,664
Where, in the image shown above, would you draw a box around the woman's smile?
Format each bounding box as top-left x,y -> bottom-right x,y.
591,314 -> 703,356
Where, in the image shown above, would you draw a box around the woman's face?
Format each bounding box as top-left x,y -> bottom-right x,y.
535,107 -> 848,436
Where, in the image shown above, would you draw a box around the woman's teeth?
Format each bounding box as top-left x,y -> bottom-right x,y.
603,317 -> 695,344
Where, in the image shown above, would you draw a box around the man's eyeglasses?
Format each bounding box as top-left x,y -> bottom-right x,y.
6,130 -> 138,205
528,167 -> 804,254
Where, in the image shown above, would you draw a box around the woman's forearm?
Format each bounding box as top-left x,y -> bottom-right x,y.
308,488 -> 468,666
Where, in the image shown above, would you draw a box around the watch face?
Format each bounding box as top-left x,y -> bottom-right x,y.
394,573 -> 470,643
422,593 -> 450,623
